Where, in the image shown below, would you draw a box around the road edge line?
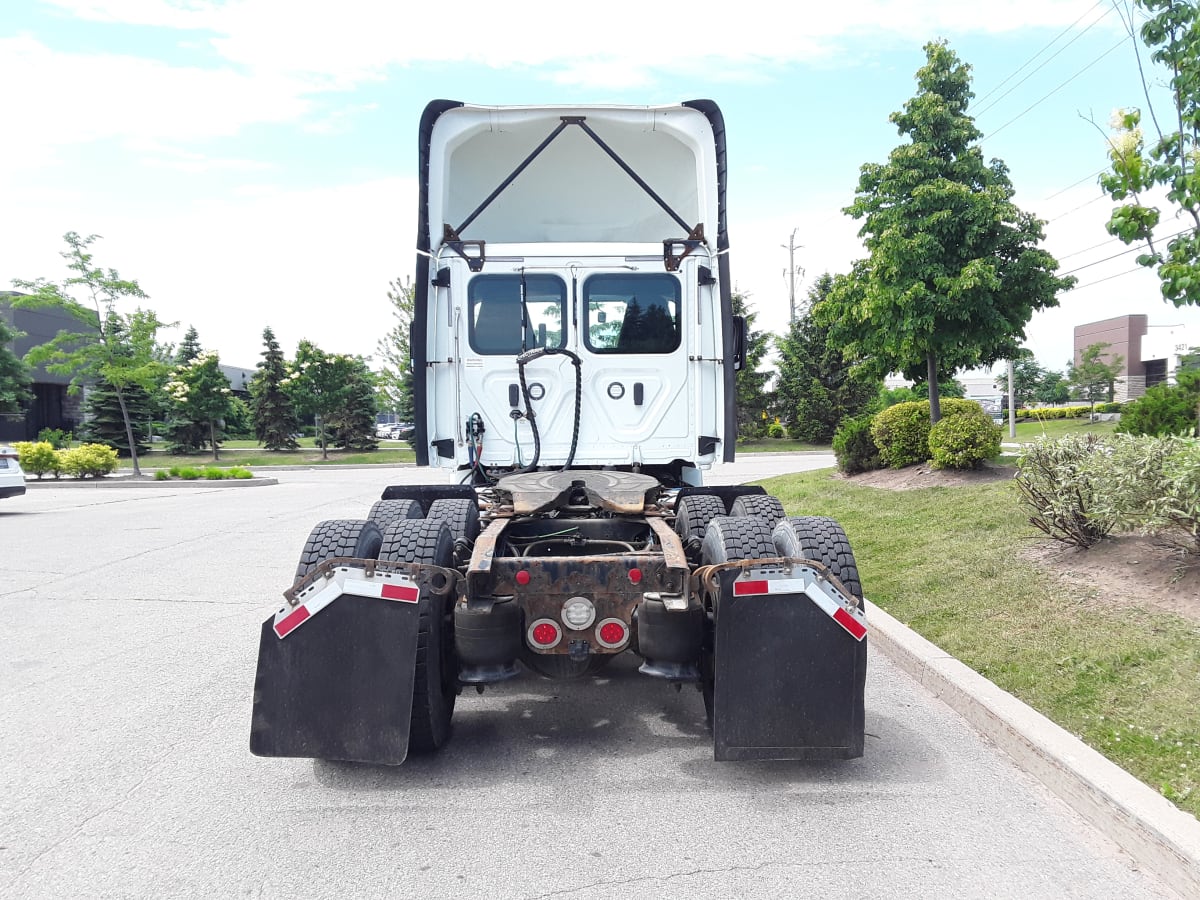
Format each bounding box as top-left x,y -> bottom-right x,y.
865,599 -> 1200,899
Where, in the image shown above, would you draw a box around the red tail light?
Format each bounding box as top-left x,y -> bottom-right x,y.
595,618 -> 629,649
528,618 -> 562,648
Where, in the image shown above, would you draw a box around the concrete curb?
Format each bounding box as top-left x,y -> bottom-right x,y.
865,599 -> 1200,899
24,476 -> 278,489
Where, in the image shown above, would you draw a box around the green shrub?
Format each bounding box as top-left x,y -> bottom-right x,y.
154,469 -> 170,480
227,467 -> 253,479
832,414 -> 882,475
202,467 -> 226,480
929,410 -> 1002,469
869,398 -> 985,468
766,422 -> 786,439
870,401 -> 931,468
1014,434 -> 1114,548
1115,382 -> 1198,437
1092,434 -> 1200,552
177,467 -> 202,480
36,428 -> 73,449
58,443 -> 118,479
15,441 -> 61,479
1095,401 -> 1125,414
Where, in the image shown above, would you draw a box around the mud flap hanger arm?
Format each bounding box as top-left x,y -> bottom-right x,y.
442,116 -> 704,272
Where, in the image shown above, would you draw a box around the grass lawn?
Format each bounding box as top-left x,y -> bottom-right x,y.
1006,417 -> 1118,442
119,444 -> 416,469
762,467 -> 1200,817
736,438 -> 830,453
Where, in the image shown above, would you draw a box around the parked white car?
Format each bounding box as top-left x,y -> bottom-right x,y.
0,445 -> 27,500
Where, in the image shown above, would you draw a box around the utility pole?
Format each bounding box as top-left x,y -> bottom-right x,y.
781,228 -> 803,323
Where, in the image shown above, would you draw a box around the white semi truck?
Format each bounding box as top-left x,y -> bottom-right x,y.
251,101 -> 868,765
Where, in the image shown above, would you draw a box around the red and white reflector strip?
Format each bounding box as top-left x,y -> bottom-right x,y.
733,573 -> 867,642
273,569 -> 420,639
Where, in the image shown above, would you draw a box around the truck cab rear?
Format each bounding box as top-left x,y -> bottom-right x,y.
250,101 -> 867,766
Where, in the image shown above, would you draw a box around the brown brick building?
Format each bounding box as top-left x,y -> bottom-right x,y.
1073,314 -> 1193,400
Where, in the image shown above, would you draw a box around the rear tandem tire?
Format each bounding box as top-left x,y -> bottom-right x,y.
728,493 -> 786,528
426,497 -> 481,543
294,519 -> 383,582
697,516 -> 777,727
674,494 -> 725,560
378,518 -> 458,754
367,498 -> 424,531
772,516 -> 863,601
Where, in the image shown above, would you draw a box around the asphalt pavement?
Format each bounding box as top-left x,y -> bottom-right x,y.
0,458 -> 1179,898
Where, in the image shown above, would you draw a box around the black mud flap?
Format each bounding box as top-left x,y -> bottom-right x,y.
250,593 -> 421,765
711,567 -> 867,761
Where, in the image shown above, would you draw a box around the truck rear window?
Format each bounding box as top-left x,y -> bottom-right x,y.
468,274 -> 566,355
583,273 -> 681,354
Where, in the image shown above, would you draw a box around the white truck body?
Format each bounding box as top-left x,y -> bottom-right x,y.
413,102 -> 739,481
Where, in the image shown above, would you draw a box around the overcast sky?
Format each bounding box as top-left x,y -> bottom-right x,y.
1,0 -> 1193,381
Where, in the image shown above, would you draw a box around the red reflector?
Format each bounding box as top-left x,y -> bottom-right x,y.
381,583 -> 419,603
599,621 -> 626,644
274,605 -> 310,638
515,570 -> 531,586
531,622 -> 559,646
833,607 -> 867,641
628,568 -> 642,584
734,580 -> 769,596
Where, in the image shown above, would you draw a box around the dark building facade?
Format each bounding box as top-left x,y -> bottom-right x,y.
0,293 -> 88,441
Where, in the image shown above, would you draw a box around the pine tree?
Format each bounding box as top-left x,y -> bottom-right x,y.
163,326 -> 210,453
82,377 -> 153,455
165,350 -> 233,461
0,315 -> 33,414
774,273 -> 878,443
330,358 -> 379,451
250,326 -> 300,450
175,326 -> 202,366
732,291 -> 771,439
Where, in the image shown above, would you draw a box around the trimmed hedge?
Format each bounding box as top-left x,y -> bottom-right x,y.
833,414 -> 882,474
870,398 -> 986,468
929,408 -> 1002,469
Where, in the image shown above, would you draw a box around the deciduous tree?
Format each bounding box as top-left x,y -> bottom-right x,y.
165,351 -> 233,461
12,233 -> 169,476
819,41 -> 1073,423
1068,342 -> 1125,416
1102,1 -> 1200,305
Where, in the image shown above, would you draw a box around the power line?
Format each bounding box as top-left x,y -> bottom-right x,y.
1058,227 -> 1191,275
986,36 -> 1128,139
974,0 -> 1109,105
1041,167 -> 1107,203
1069,266 -> 1144,291
1056,234 -> 1124,261
974,2 -> 1115,117
1047,192 -> 1109,222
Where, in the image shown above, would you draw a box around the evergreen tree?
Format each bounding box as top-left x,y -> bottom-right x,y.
376,278 -> 415,424
330,358 -> 379,451
175,325 -> 202,365
82,377 -> 153,455
163,326 -> 210,453
0,315 -> 32,414
250,326 -> 299,450
774,273 -> 878,443
732,291 -> 771,439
